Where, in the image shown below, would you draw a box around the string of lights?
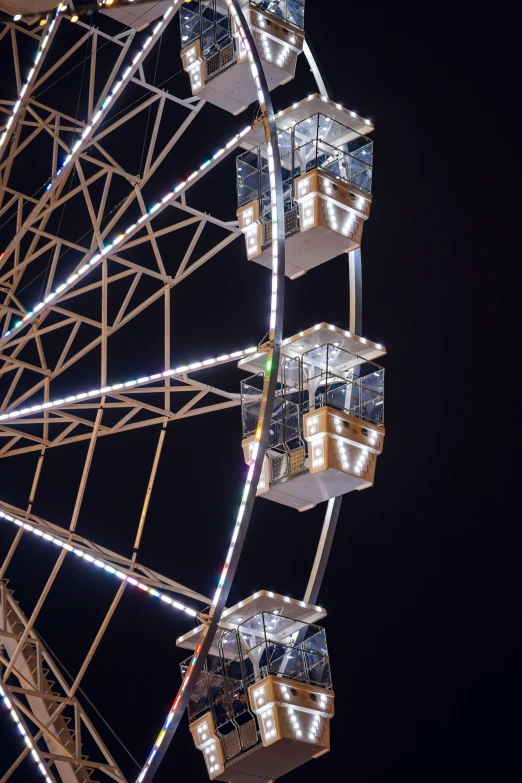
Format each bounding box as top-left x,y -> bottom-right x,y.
0,0 -> 185,343
0,509 -> 200,617
0,683 -> 57,783
134,0 -> 287,779
0,345 -> 261,421
0,120 -> 251,345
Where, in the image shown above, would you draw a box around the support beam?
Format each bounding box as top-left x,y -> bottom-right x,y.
0,500 -> 210,604
0,585 -> 126,783
304,496 -> 343,605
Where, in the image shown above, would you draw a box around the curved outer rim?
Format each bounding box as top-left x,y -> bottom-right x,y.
134,2 -> 287,780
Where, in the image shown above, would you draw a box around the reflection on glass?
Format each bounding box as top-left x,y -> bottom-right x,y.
181,609 -> 331,727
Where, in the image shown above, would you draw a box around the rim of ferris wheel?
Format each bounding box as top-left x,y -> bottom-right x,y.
0,345 -> 259,422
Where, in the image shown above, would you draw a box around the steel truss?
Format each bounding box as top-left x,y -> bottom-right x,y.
0,2 -> 363,782
1,581 -> 126,783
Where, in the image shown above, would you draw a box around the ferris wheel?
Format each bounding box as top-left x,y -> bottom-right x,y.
0,2 -> 386,782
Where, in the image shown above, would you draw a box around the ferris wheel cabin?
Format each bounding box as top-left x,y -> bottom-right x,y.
177,590 -> 334,782
239,323 -> 385,511
180,0 -> 305,113
237,95 -> 374,278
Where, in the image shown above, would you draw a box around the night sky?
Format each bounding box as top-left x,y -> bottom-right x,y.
0,2 -> 520,782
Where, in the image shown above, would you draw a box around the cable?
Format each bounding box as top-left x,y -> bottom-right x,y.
139,29 -> 163,177
35,1 -> 168,100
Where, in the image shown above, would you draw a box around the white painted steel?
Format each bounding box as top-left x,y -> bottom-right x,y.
0,2 -> 371,781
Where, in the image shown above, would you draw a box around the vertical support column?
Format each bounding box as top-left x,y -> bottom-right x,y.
349,247 -> 363,335
304,496 -> 342,605
303,38 -> 330,98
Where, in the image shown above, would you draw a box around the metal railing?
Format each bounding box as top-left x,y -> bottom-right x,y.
263,204 -> 300,245
205,41 -> 236,77
180,1 -> 238,81
183,611 -> 331,723
302,343 -> 385,426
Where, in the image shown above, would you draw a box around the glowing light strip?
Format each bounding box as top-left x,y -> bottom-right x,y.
0,1 -> 186,344
0,684 -> 54,783
209,0 -> 282,605
136,2 -> 284,779
0,346 -> 261,422
0,510 -> 198,618
1,120 -> 251,345
274,92 -> 373,129
0,8 -> 60,157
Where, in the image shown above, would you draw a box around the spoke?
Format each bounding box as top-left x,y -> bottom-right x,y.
0,501 -> 209,605
0,342 -> 257,422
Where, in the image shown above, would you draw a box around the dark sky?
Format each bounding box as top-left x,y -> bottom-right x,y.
0,2 -> 520,782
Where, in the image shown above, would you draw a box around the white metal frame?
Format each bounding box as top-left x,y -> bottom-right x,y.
0,3 -> 367,781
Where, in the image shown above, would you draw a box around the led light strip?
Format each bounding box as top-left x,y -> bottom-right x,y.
0,345 -> 261,422
211,0 -> 283,603
0,7 -> 60,157
0,685 -> 55,783
0,1 -> 188,344
1,119 -> 251,345
0,510 -> 198,618
275,92 -> 373,128
136,2 -> 286,779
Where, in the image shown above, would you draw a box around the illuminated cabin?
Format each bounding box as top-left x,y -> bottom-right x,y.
236,95 -> 374,278
177,590 -> 334,782
180,0 -> 305,114
239,323 -> 385,511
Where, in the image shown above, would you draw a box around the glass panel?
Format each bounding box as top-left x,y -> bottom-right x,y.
241,372 -> 304,449
240,612 -> 268,653
185,669 -> 210,721
182,609 -> 331,735
180,5 -> 201,47
294,113 -> 373,194
180,1 -> 236,75
306,655 -> 332,687
299,343 -> 385,425
281,356 -> 302,449
241,374 -> 264,439
208,673 -> 233,730
237,150 -> 260,207
241,0 -> 306,29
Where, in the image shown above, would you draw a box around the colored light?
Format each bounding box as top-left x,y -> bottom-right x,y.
0,510 -> 198,617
